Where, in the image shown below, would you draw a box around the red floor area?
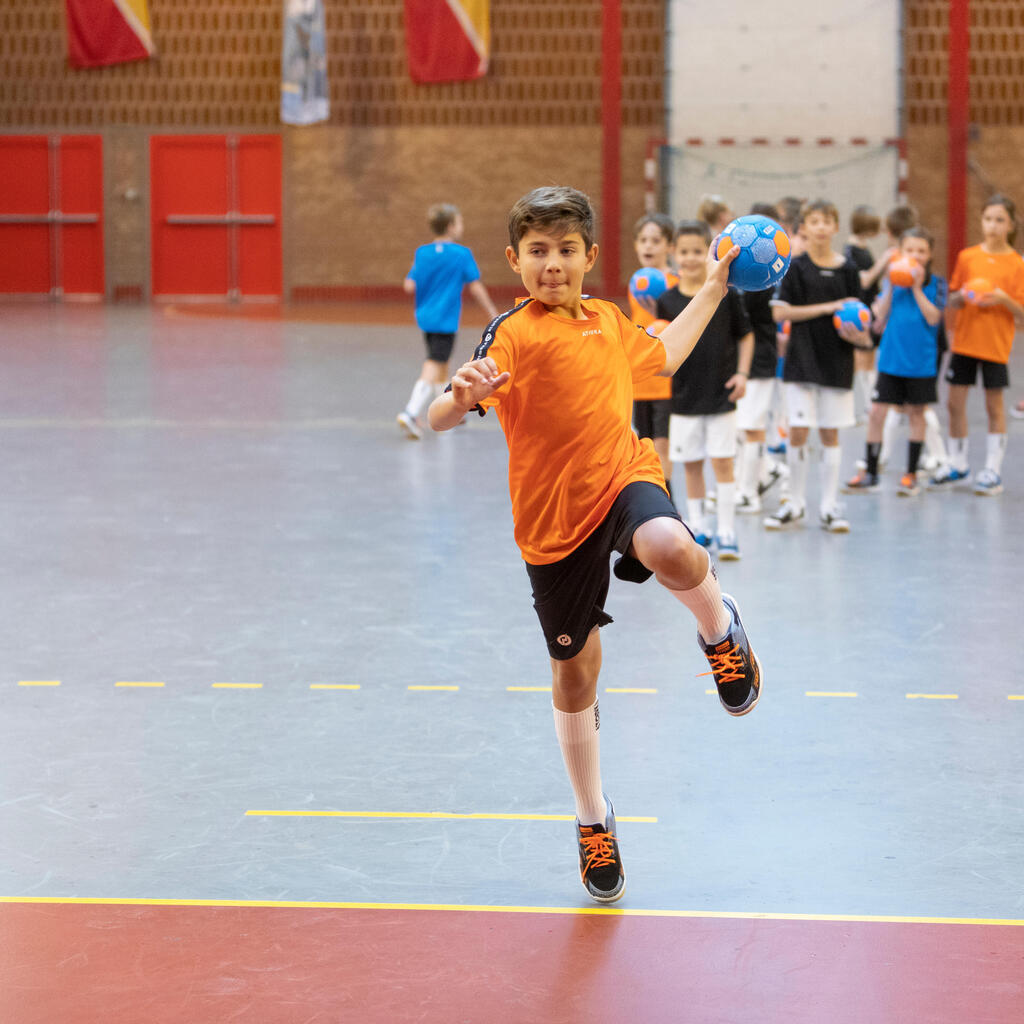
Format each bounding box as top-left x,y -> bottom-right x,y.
2,901 -> 1022,1023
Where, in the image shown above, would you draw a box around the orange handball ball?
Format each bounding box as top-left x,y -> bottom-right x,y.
962,277 -> 993,304
646,318 -> 671,337
888,255 -> 920,287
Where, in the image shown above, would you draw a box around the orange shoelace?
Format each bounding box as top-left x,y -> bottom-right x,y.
580,830 -> 619,871
698,642 -> 745,684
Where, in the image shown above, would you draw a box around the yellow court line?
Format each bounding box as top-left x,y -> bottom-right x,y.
310,684 -> 361,690
408,685 -> 459,691
246,810 -> 658,823
18,680 -> 61,687
212,683 -> 263,689
1009,695 -> 1024,701
906,693 -> 959,700
1,896 -> 1021,927
705,688 -> 717,695
507,686 -> 551,692
116,681 -> 165,688
806,691 -> 858,698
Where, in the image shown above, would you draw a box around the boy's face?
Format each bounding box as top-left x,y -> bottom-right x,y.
674,232 -> 708,276
634,223 -> 671,267
901,236 -> 931,266
802,210 -> 839,247
506,229 -> 598,312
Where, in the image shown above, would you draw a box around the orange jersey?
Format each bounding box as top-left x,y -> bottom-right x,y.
478,297 -> 668,564
949,245 -> 1024,363
628,275 -> 676,400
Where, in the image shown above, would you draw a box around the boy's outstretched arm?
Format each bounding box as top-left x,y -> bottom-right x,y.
428,357 -> 510,431
468,279 -> 499,320
657,244 -> 738,376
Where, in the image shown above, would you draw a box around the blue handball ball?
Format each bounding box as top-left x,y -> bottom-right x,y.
629,267 -> 669,302
713,214 -> 792,292
832,299 -> 872,332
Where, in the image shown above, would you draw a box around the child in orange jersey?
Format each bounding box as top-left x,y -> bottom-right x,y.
629,213 -> 678,492
931,194 -> 1024,495
428,186 -> 762,905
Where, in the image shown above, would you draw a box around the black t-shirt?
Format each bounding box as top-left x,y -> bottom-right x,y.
741,287 -> 777,379
844,243 -> 879,304
657,285 -> 752,415
776,253 -> 863,389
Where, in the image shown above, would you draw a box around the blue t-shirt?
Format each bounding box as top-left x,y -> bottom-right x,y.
408,241 -> 481,333
878,275 -> 947,378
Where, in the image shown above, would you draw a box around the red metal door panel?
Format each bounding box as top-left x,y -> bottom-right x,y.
0,136 -> 53,294
151,134 -> 281,300
59,135 -> 104,295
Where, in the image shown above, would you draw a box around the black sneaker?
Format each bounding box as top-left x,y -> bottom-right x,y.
576,797 -> 625,904
699,594 -> 762,716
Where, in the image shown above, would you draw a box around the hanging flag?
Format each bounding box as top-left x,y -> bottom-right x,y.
65,0 -> 154,69
404,0 -> 489,84
281,0 -> 329,126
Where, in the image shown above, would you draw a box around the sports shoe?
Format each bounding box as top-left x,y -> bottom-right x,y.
843,471 -> 879,493
819,507 -> 851,533
1010,402 -> 1024,420
757,462 -> 789,496
699,594 -> 762,716
693,530 -> 714,548
919,453 -> 942,474
928,466 -> 970,489
897,473 -> 921,497
973,468 -> 1003,496
576,797 -> 625,904
766,440 -> 787,456
735,493 -> 762,514
396,411 -> 422,440
715,532 -> 741,561
855,456 -> 888,473
763,500 -> 805,530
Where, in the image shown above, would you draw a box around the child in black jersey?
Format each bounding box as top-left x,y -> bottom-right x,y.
767,199 -> 871,533
657,220 -> 753,559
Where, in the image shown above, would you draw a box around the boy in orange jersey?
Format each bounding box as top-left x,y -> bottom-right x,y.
428,187 -> 762,905
931,194 -> 1024,495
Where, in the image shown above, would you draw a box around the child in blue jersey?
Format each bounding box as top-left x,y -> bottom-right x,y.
398,203 -> 498,439
845,227 -> 946,496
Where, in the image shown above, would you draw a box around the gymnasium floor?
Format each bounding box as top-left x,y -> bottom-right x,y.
1,302 -> 1022,1023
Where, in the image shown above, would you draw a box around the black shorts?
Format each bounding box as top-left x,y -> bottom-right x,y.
873,371 -> 938,406
525,481 -> 685,661
945,353 -> 1009,389
424,332 -> 456,363
633,398 -> 671,441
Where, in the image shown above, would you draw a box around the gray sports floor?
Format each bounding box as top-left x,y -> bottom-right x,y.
2,303 -> 1022,921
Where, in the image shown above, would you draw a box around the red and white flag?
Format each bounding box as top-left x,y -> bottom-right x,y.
65,0 -> 154,70
404,0 -> 489,84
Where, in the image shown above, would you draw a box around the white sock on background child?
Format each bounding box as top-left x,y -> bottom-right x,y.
880,408 -> 903,468
740,441 -> 761,499
716,481 -> 737,536
820,445 -> 842,512
668,550 -> 731,645
552,701 -> 606,826
924,408 -> 948,464
787,444 -> 809,510
685,498 -> 704,533
950,437 -> 969,472
406,378 -> 434,419
986,433 -> 1007,473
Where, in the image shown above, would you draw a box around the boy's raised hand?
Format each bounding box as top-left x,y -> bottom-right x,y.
450,357 -> 510,410
705,240 -> 739,297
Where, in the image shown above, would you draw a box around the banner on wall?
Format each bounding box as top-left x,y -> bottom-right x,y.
281,0 -> 329,126
404,0 -> 489,83
65,0 -> 154,69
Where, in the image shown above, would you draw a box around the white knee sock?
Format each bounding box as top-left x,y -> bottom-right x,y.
405,378 -> 435,419
880,408 -> 902,467
924,407 -> 947,463
740,441 -> 761,499
716,481 -> 737,536
986,433 -> 1007,473
552,701 -> 605,826
820,445 -> 842,513
668,550 -> 731,645
787,444 -> 809,510
950,436 -> 969,472
686,498 -> 704,533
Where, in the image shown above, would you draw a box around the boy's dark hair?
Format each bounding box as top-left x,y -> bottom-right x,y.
633,212 -> 675,244
508,186 -> 595,251
983,193 -> 1018,245
675,219 -> 712,244
428,203 -> 460,236
800,198 -> 840,225
884,204 -> 918,238
850,205 -> 881,236
749,202 -> 779,219
775,196 -> 804,229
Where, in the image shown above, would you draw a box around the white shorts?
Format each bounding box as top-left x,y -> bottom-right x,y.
784,382 -> 855,430
735,378 -> 778,431
669,411 -> 738,462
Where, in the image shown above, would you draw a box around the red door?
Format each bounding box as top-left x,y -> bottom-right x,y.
150,135 -> 282,300
0,135 -> 104,298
